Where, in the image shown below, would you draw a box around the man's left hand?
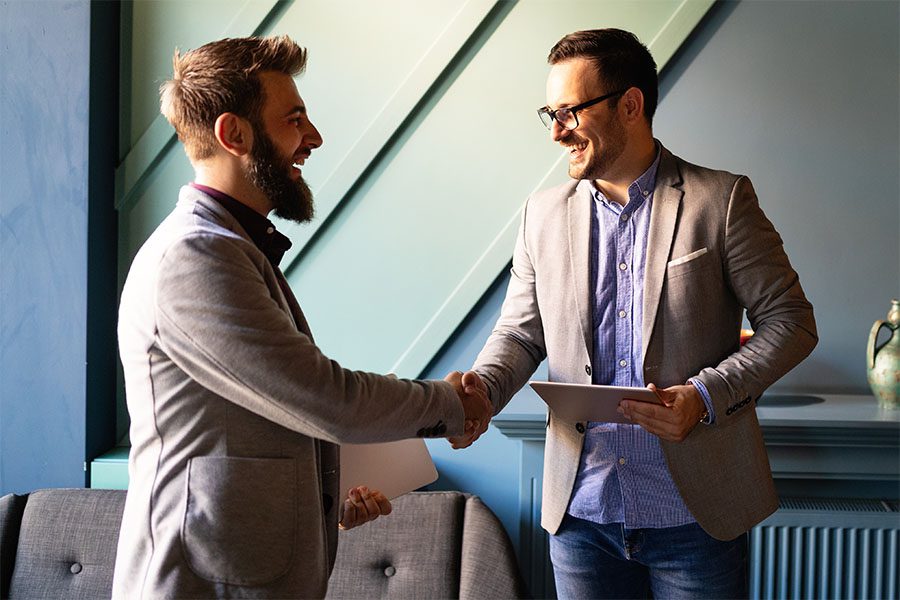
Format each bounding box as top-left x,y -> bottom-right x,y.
618,383 -> 705,442
339,486 -> 392,530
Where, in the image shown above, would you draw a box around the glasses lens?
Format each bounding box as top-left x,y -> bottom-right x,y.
557,108 -> 576,131
538,109 -> 553,129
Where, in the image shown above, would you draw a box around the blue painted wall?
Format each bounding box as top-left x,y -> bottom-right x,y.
1,0 -> 94,494
423,0 -> 899,553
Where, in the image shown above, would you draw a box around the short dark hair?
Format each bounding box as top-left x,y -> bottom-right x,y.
160,35 -> 307,161
548,29 -> 658,123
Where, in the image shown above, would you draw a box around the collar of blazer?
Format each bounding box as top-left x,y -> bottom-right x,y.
178,185 -> 257,247
564,146 -> 685,366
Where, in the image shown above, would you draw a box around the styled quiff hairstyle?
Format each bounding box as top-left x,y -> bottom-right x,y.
160,35 -> 307,161
548,29 -> 658,124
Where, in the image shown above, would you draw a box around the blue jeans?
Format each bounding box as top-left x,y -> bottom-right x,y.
549,515 -> 748,599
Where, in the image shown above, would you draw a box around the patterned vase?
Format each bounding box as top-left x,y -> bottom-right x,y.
867,299 -> 900,409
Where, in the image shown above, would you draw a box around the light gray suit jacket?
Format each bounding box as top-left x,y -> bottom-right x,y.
113,186 -> 464,599
473,146 -> 817,541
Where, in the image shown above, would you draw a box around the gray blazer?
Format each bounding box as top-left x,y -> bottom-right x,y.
473,146 -> 817,541
113,186 -> 464,599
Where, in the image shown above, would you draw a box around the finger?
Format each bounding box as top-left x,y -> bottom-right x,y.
358,487 -> 380,521
348,487 -> 368,517
340,499 -> 358,529
461,370 -> 484,394
444,371 -> 463,385
620,398 -> 672,422
371,490 -> 392,516
648,382 -> 677,406
448,434 -> 474,449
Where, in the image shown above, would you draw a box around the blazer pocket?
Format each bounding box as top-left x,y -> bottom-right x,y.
666,247 -> 711,278
182,456 -> 298,586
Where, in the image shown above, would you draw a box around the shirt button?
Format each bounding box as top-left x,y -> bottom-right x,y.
384,566 -> 396,577
576,423 -> 586,434
619,457 -> 626,465
585,365 -> 592,376
266,226 -> 274,234
618,310 -> 626,318
620,213 -> 629,221
619,262 -> 627,271
70,563 -> 83,574
642,190 -> 649,197
619,359 -> 627,367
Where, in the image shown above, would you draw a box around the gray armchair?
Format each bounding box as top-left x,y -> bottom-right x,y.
0,488 -> 526,599
327,491 -> 526,599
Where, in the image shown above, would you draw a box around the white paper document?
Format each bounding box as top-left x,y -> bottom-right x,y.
338,438 -> 438,501
529,381 -> 662,423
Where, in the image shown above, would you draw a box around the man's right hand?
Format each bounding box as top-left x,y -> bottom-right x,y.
444,370 -> 492,449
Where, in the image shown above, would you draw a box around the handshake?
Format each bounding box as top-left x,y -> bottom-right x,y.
443,370 -> 492,450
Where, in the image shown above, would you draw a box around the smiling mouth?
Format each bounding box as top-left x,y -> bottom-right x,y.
567,142 -> 588,157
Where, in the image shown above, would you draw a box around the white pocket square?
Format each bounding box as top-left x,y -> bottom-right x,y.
667,247 -> 708,267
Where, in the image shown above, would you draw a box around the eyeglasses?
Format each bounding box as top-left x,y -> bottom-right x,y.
537,88 -> 628,130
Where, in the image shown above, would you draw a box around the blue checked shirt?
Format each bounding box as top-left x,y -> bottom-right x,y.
567,149 -> 702,528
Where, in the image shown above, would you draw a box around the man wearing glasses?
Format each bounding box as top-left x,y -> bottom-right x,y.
460,29 -> 816,598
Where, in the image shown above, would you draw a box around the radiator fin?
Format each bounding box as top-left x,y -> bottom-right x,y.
750,500 -> 899,600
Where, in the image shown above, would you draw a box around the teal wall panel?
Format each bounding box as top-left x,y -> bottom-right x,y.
278,0 -> 713,374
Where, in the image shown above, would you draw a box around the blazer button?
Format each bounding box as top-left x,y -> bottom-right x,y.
585,365 -> 592,376
384,566 -> 396,577
575,422 -> 585,434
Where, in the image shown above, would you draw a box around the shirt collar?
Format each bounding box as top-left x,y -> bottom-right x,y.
590,143 -> 662,211
189,183 -> 292,268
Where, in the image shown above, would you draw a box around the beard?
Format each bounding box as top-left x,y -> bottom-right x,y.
247,122 -> 315,224
567,111 -> 627,181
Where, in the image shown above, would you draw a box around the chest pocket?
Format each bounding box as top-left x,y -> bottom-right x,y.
666,247 -> 712,279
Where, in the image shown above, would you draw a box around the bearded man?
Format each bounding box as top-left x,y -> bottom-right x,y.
113,36 -> 491,599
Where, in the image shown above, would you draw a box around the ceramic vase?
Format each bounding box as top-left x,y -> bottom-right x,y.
867,299 -> 900,409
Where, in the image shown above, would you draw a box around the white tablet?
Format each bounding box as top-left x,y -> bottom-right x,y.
529,381 -> 662,423
339,438 -> 438,501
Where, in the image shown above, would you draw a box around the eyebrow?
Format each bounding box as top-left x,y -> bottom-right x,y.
284,105 -> 307,117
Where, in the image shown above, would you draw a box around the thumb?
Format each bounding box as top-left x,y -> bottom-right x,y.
648,383 -> 677,406
461,370 -> 483,393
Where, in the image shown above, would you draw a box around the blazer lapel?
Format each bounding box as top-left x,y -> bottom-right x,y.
642,149 -> 683,361
567,181 -> 594,358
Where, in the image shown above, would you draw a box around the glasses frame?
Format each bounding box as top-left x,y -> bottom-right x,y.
537,88 -> 629,130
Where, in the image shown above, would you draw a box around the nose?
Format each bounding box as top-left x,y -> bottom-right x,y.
303,119 -> 323,149
550,119 -> 568,143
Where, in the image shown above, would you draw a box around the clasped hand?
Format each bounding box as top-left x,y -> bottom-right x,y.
444,370 -> 492,449
338,485 -> 391,530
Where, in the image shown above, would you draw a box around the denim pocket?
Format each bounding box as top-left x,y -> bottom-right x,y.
182,456 -> 297,586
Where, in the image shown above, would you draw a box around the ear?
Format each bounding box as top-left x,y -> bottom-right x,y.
213,112 -> 252,157
620,87 -> 646,125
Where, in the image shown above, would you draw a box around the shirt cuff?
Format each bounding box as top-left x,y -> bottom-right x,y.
689,378 -> 715,424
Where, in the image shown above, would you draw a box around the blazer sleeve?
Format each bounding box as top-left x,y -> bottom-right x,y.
472,197 -> 548,413
694,176 -> 818,412
153,232 -> 464,443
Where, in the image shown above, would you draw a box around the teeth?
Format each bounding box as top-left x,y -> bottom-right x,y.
291,163 -> 301,170
569,143 -> 587,153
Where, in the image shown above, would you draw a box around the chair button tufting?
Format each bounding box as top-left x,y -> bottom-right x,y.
70,563 -> 82,574
384,566 -> 396,577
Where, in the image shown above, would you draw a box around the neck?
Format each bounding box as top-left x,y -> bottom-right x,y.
193,161 -> 271,217
594,135 -> 657,206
